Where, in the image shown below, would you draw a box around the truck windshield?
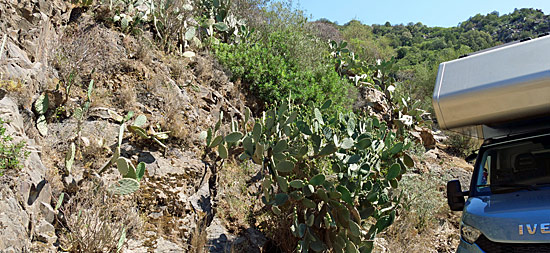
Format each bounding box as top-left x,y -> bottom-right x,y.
475,135 -> 550,194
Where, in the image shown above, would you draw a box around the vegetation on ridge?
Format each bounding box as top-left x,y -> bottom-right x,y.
2,0 -> 545,251
317,8 -> 550,112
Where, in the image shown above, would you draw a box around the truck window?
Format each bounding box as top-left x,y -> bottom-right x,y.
474,135 -> 550,194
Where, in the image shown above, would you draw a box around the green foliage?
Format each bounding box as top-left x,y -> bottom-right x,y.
341,20 -> 395,64
327,41 -> 426,132
460,8 -> 550,43
127,114 -> 170,148
332,8 -> 550,117
398,173 -> 450,232
106,0 -> 251,53
213,33 -> 353,107
458,30 -> 493,51
0,118 -> 29,176
208,1 -> 356,108
203,100 -> 415,252
95,111 -> 147,195
151,0 -> 197,53
117,227 -> 127,253
116,157 -> 146,181
109,178 -> 141,195
74,78 -> 94,140
55,192 -> 65,212
109,155 -> 146,195
110,0 -> 151,33
107,0 -> 199,54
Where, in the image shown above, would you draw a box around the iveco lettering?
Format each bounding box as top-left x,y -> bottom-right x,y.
433,34 -> 550,252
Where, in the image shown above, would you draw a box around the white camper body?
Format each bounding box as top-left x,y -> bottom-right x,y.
438,35 -> 550,253
432,35 -> 550,134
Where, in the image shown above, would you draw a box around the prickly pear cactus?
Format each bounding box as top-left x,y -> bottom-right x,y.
109,178 -> 140,195
111,156 -> 146,195
203,99 -> 416,252
116,157 -> 146,182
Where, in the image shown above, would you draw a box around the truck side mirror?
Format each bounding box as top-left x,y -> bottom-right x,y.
447,180 -> 466,211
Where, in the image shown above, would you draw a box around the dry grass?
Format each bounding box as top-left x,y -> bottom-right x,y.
189,216 -> 208,253
156,83 -> 191,145
217,161 -> 259,231
381,172 -> 460,252
217,161 -> 296,252
58,183 -> 142,252
45,167 -> 64,195
117,82 -> 138,112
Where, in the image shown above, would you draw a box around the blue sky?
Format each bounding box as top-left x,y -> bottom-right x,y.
296,0 -> 550,27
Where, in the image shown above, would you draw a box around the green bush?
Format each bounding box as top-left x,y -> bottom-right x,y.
0,118 -> 28,176
213,32 -> 353,107
209,1 -> 355,108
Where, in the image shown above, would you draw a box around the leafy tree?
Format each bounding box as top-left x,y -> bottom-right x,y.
329,8 -> 550,114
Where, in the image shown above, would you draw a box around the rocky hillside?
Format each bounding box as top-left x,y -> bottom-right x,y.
0,0 -> 474,252
0,0 -> 255,251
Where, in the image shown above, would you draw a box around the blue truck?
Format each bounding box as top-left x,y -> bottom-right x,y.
432,35 -> 550,252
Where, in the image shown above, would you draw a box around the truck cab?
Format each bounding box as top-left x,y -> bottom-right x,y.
432,35 -> 550,252
449,129 -> 550,252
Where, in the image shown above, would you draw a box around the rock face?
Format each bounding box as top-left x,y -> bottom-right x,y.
0,0 -> 68,95
354,86 -> 389,120
0,188 -> 31,252
410,126 -> 437,149
0,97 -> 57,252
0,1 -> 71,250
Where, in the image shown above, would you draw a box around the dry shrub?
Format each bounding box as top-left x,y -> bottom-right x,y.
259,212 -> 297,252
59,184 -> 142,252
308,20 -> 343,42
382,173 -> 460,252
217,161 -> 294,252
80,137 -> 111,170
1,78 -> 36,111
443,131 -> 481,158
54,20 -> 128,85
229,0 -> 270,28
217,161 -> 257,229
158,86 -> 189,142
150,0 -> 193,52
189,216 -> 208,253
117,82 -> 137,111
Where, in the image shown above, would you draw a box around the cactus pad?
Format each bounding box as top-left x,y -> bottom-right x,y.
109,178 -> 140,195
